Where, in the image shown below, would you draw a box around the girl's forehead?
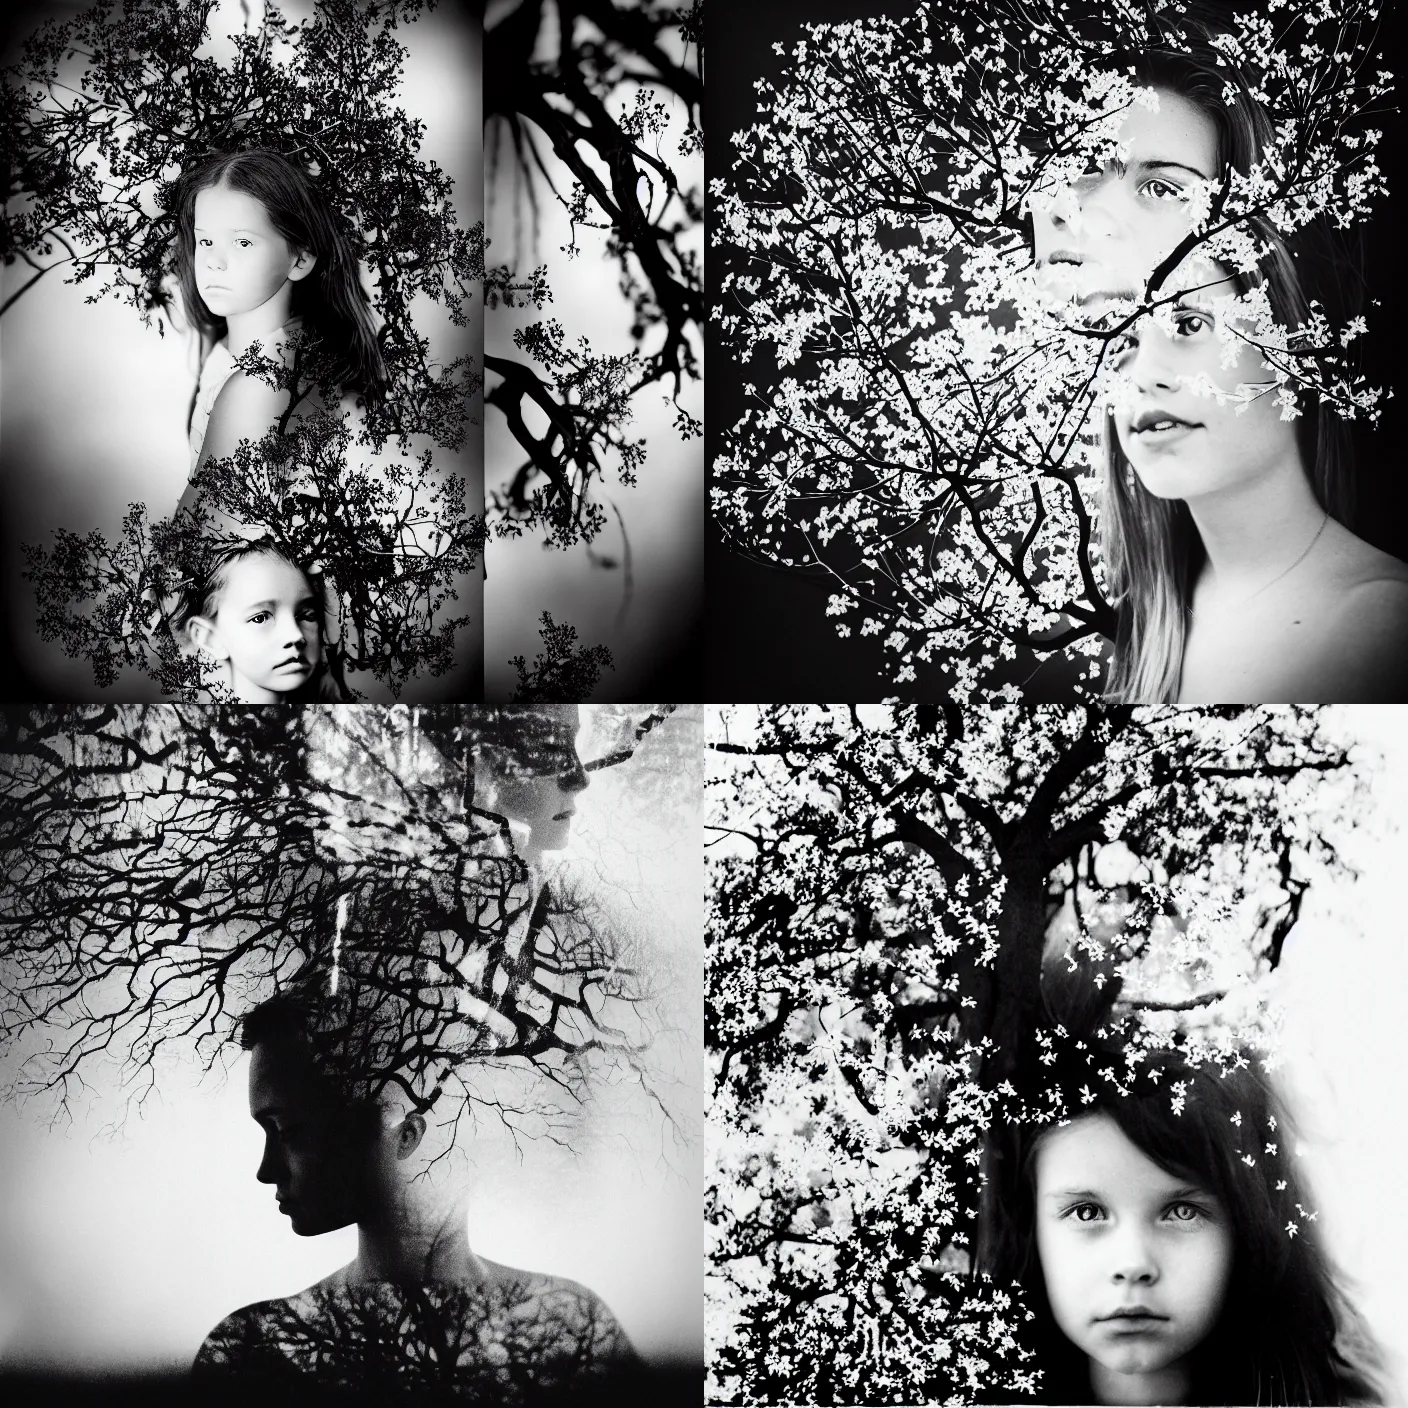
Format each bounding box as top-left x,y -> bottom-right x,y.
1036,1112 -> 1203,1196
219,553 -> 310,601
1112,87 -> 1219,176
193,180 -> 279,233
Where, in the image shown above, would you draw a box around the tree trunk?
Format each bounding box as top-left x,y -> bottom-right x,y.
974,838 -> 1051,1270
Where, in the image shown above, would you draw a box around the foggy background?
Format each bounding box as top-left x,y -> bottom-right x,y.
1267,706 -> 1408,1400
0,706 -> 703,1373
483,0 -> 703,702
0,0 -> 484,702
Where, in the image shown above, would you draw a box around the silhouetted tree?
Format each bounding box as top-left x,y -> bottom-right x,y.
0,704 -> 691,1139
3,0 -> 482,696
712,0 -> 1388,695
194,1274 -> 635,1398
706,703 -> 1363,1401
485,0 -> 702,550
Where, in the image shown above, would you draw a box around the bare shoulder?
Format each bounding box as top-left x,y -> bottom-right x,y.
192,1295 -> 295,1373
479,1258 -> 636,1356
1318,535 -> 1408,701
1325,523 -> 1408,590
197,369 -> 292,466
479,1255 -> 606,1308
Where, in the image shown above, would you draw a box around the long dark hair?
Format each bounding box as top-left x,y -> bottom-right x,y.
1100,10 -> 1364,702
174,538 -> 347,703
170,148 -> 387,400
983,1007 -> 1381,1402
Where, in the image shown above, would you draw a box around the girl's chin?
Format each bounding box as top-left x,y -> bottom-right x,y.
528,819 -> 572,854
1126,458 -> 1211,502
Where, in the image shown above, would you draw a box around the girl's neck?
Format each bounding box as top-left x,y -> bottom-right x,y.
1183,452 -> 1326,599
223,283 -> 297,358
352,1196 -> 479,1286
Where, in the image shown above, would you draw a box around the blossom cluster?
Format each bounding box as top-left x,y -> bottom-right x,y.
712,0 -> 1391,695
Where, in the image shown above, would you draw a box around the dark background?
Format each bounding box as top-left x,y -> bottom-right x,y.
704,0 -> 1407,701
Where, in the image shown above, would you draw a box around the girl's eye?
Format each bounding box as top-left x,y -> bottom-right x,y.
1066,1202 -> 1106,1223
235,239 -> 252,248
198,238 -> 212,247
1166,1201 -> 1205,1223
1141,177 -> 1186,201
247,611 -> 272,625
1174,312 -> 1210,337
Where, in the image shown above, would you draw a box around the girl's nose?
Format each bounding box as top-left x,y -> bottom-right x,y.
1048,171 -> 1124,243
1109,1228 -> 1160,1286
558,753 -> 590,795
1126,324 -> 1179,395
255,1136 -> 283,1185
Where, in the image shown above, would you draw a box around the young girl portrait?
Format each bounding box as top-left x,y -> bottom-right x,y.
176,540 -> 348,703
704,705 -> 1407,1405
986,1030 -> 1383,1404
1027,14 -> 1408,703
709,0 -> 1403,702
1,0 -> 481,701
171,146 -> 387,489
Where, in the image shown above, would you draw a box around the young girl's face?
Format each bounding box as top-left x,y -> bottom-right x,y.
196,553 -> 321,703
1030,87 -> 1219,306
193,181 -> 313,321
1107,280 -> 1303,505
1034,1113 -> 1233,1405
480,706 -> 590,857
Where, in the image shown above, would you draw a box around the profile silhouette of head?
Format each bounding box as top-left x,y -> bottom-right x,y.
241,994 -> 375,1236
240,988 -> 463,1243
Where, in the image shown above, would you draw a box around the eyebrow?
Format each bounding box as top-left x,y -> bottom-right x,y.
193,227 -> 261,235
1044,1186 -> 1104,1201
1137,158 -> 1213,181
236,594 -> 316,610
1101,157 -> 1213,183
1044,1183 -> 1212,1201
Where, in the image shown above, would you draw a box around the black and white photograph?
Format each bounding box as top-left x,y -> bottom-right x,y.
706,0 -> 1407,702
1,0 -> 485,703
9,1 -> 1408,1405
706,704 -> 1407,1403
0,703 -> 703,1404
484,0 -> 703,701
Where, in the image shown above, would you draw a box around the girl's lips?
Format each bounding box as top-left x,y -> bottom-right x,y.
1129,421 -> 1199,448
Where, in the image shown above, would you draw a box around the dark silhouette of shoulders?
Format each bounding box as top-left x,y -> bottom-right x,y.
194,1265 -> 636,1398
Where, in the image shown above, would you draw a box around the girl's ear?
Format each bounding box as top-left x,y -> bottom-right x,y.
395,1114 -> 427,1161
187,616 -> 229,661
287,248 -> 317,283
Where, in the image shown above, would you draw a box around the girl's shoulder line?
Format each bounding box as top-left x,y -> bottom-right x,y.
1324,519 -> 1408,590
